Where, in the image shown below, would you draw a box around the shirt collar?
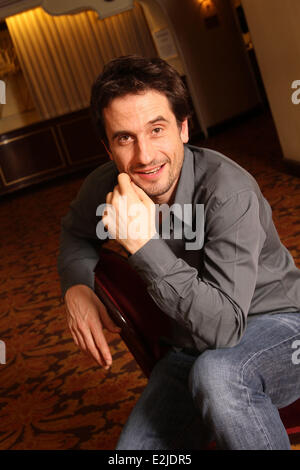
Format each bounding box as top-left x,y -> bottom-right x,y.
172,144 -> 195,226
174,145 -> 194,206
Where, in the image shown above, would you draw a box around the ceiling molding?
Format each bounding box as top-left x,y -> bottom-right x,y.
0,0 -> 134,19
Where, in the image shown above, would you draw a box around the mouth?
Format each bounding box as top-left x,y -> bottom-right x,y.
134,163 -> 166,180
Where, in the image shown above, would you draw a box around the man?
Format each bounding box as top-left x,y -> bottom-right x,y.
58,55 -> 300,450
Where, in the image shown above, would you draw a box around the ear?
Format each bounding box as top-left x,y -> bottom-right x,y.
101,139 -> 113,160
180,118 -> 189,143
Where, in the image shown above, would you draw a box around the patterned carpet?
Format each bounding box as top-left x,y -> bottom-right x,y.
0,109 -> 299,450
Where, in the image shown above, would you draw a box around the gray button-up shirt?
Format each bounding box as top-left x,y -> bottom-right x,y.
58,145 -> 300,352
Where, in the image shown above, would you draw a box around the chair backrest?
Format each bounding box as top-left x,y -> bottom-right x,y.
94,248 -> 171,377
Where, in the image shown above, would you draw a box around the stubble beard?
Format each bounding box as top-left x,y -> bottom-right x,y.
129,146 -> 184,200
132,163 -> 177,199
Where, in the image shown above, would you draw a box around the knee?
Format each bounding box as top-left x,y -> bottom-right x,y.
188,349 -> 243,409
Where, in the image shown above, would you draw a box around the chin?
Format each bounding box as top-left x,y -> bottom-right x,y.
131,171 -> 175,199
143,183 -> 173,199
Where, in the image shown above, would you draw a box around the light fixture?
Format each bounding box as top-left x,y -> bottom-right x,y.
197,0 -> 217,18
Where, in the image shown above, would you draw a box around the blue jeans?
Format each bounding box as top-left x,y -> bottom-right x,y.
116,312 -> 300,450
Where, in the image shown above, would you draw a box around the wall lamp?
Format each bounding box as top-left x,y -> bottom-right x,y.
197,0 -> 217,18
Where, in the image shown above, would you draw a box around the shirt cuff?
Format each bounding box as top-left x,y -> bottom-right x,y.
59,258 -> 97,298
128,235 -> 178,284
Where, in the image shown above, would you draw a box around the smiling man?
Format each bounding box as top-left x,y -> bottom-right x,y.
58,55 -> 300,450
103,89 -> 188,203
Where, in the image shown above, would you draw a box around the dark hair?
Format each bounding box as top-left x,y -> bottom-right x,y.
90,55 -> 190,141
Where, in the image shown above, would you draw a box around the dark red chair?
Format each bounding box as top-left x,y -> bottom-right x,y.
94,247 -> 171,377
94,247 -> 300,447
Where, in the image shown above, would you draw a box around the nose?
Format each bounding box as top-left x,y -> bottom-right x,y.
134,136 -> 154,166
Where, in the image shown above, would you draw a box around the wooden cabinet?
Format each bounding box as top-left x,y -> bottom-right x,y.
0,108 -> 108,195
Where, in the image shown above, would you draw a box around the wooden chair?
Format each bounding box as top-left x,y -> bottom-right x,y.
94,247 -> 171,377
94,247 -> 300,446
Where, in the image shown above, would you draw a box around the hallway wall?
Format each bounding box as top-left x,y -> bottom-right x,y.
242,0 -> 300,164
156,0 -> 260,132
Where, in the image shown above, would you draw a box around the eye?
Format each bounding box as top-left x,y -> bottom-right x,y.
152,127 -> 163,135
118,135 -> 133,145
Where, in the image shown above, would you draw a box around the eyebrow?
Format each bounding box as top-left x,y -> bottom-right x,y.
149,115 -> 169,125
111,115 -> 169,141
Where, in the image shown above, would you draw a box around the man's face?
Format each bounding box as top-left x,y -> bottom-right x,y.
103,90 -> 189,204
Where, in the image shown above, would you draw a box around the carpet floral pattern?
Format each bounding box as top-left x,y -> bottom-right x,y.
0,110 -> 299,450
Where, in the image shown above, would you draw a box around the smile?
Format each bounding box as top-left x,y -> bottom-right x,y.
135,163 -> 166,179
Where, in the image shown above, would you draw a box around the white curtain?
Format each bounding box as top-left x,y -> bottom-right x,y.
6,2 -> 156,119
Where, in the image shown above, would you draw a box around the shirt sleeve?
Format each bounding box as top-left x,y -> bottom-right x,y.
128,190 -> 266,349
57,168 -> 109,298
57,218 -> 102,298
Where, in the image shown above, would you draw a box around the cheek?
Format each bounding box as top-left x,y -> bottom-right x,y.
111,151 -> 131,172
153,139 -> 174,157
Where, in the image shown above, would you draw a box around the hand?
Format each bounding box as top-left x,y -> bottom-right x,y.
65,284 -> 121,369
102,173 -> 157,254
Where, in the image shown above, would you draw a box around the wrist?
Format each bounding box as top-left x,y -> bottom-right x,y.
121,229 -> 158,255
125,238 -> 150,255
64,284 -> 93,301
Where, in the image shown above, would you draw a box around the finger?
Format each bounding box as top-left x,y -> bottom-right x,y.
102,203 -> 115,225
106,186 -> 122,211
117,173 -> 133,196
91,327 -> 113,369
70,330 -> 79,347
102,213 -> 108,228
130,181 -> 150,203
70,326 -> 87,352
73,305 -> 113,368
106,192 -> 113,204
67,311 -> 103,365
81,325 -> 108,367
66,307 -> 86,349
